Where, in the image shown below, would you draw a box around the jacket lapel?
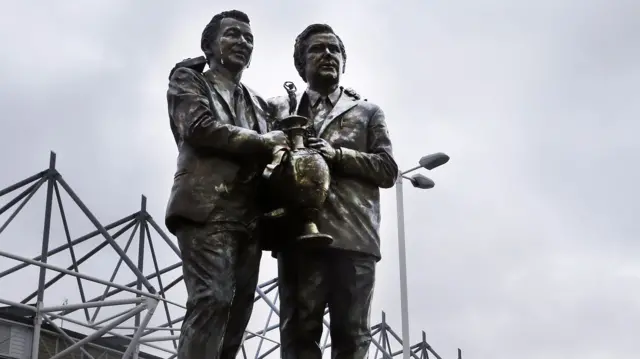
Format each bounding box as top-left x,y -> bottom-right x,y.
244,84 -> 268,134
317,90 -> 357,137
203,70 -> 237,125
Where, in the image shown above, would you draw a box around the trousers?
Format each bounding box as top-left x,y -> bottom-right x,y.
277,248 -> 377,359
175,223 -> 262,359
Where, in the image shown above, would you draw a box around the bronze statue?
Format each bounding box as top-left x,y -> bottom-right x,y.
268,24 -> 399,359
262,81 -> 333,247
164,10 -> 288,359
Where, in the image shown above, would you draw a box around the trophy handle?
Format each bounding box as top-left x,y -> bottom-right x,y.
261,146 -> 289,180
284,81 -> 298,115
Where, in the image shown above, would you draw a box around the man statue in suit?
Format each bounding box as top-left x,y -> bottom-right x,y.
165,10 -> 289,359
268,24 -> 399,359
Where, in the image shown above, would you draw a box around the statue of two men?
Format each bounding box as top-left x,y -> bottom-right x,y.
165,9 -> 398,359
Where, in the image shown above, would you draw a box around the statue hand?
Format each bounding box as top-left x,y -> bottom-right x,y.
262,131 -> 290,152
307,137 -> 337,162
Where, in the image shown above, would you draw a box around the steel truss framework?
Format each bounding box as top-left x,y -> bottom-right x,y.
0,152 -> 459,359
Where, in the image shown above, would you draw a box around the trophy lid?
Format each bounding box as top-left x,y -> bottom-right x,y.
278,115 -> 311,131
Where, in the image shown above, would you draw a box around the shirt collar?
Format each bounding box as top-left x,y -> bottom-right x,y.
210,66 -> 242,93
306,86 -> 342,108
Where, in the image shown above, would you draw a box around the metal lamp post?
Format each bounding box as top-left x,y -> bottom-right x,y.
396,152 -> 449,359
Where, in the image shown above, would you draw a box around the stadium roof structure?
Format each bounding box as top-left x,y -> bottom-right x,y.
0,152 -> 458,359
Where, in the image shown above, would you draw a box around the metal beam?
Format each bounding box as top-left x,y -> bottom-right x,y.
32,151 -> 57,359
0,152 -> 458,359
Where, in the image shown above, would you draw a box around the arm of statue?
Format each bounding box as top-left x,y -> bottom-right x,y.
334,107 -> 399,188
167,67 -> 270,155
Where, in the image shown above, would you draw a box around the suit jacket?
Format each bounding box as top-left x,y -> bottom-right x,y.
268,87 -> 399,260
165,67 -> 271,234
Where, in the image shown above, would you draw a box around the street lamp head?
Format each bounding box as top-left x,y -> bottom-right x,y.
409,174 -> 435,189
419,152 -> 450,170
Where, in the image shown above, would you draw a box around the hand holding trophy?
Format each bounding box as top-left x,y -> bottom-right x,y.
262,81 -> 334,247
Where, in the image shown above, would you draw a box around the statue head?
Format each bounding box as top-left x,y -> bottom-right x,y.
293,24 -> 347,91
201,10 -> 253,74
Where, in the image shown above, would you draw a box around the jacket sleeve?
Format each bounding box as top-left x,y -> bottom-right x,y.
167,67 -> 267,155
334,106 -> 399,188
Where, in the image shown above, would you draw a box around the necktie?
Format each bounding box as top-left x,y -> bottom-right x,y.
233,86 -> 251,129
312,97 -> 332,134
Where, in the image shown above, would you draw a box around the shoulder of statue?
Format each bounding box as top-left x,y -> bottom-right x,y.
342,86 -> 367,101
263,95 -> 288,121
169,56 -> 207,80
267,94 -> 290,108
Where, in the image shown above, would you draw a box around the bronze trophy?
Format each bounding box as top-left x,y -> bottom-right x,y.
262,82 -> 333,247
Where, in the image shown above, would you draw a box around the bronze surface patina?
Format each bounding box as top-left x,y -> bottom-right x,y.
164,9 -> 289,359
267,23 -> 399,359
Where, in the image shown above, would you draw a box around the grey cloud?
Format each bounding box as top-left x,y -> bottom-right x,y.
1,0 -> 639,358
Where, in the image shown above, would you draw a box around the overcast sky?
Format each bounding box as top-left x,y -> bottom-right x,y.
1,0 -> 639,358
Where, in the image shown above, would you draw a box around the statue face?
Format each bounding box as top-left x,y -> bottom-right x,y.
214,18 -> 254,71
303,33 -> 343,86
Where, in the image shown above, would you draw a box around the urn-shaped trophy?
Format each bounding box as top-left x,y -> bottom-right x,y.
262,82 -> 333,247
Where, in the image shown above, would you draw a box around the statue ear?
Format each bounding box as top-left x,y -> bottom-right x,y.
204,38 -> 223,65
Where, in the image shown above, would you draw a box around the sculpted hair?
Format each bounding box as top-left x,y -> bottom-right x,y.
201,10 -> 250,61
293,23 -> 347,82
